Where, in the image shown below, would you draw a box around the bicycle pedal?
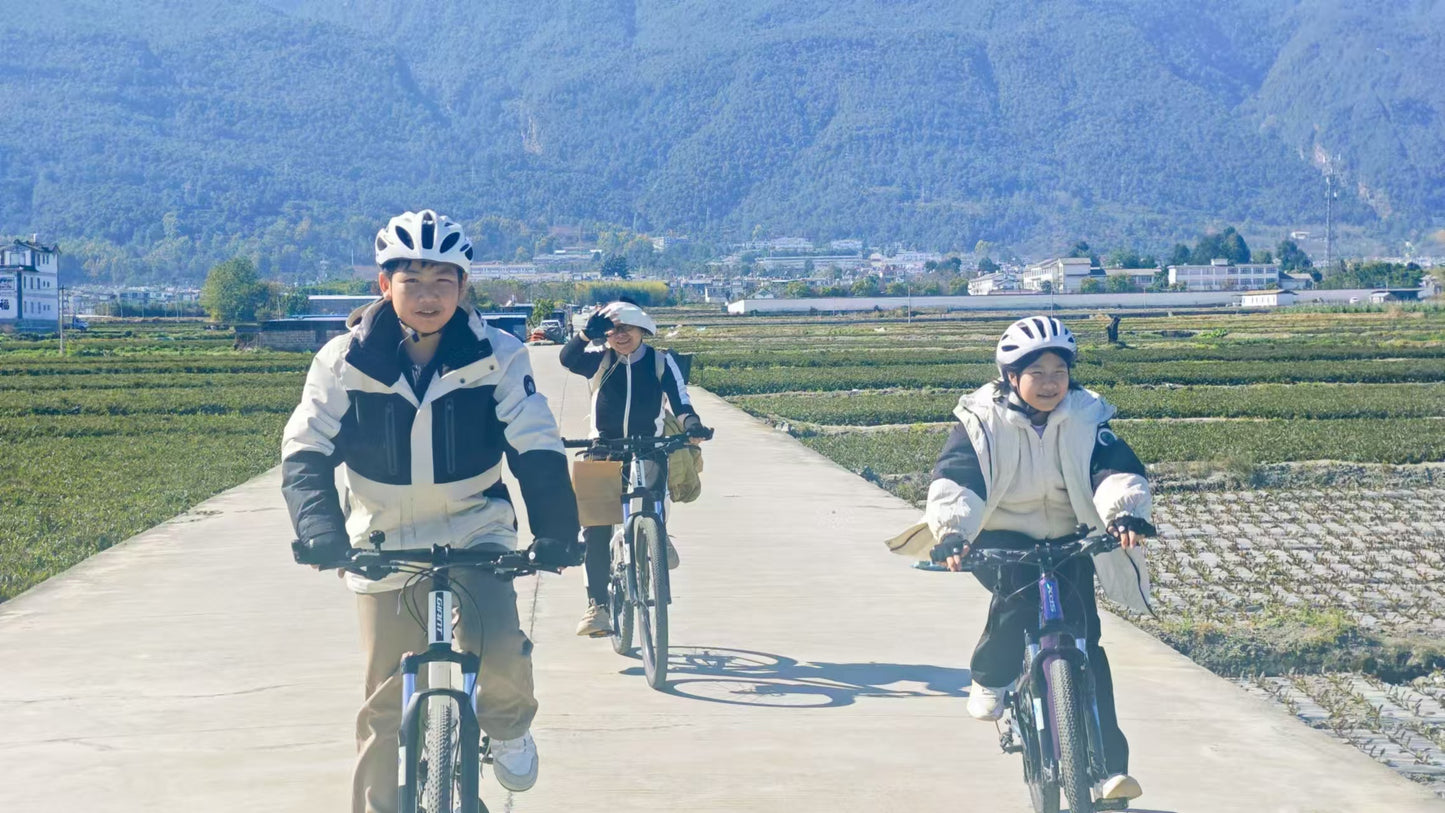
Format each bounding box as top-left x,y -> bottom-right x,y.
1094,799 -> 1130,811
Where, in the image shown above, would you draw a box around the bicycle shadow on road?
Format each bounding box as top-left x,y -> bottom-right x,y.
621,646 -> 969,708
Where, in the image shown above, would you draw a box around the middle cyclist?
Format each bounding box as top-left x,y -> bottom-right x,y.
560,300 -> 711,637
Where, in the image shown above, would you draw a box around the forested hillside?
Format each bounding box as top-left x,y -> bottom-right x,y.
1,0 -> 1440,281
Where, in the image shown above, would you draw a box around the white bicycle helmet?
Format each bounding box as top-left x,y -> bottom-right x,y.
374,209 -> 473,272
996,315 -> 1077,373
601,301 -> 657,335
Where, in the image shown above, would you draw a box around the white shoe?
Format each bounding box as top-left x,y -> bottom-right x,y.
1099,773 -> 1143,801
967,681 -> 1007,721
489,731 -> 538,792
575,601 -> 612,637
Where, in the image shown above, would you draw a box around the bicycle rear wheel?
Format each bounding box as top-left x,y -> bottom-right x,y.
1047,658 -> 1094,813
1015,689 -> 1060,813
630,515 -> 670,689
422,700 -> 458,813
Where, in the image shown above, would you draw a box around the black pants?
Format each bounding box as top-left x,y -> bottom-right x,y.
582,524 -> 614,605
970,534 -> 1130,775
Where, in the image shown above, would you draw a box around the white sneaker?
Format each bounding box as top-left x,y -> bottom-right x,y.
575,602 -> 612,637
1099,773 -> 1143,801
489,731 -> 538,792
967,681 -> 1008,721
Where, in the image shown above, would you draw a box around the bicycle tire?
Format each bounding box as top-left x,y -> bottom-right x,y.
1047,658 -> 1094,813
609,564 -> 634,655
423,700 -> 457,813
631,515 -> 670,689
1015,690 -> 1060,813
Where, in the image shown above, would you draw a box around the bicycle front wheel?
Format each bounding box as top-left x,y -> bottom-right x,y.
1047,657 -> 1094,813
422,700 -> 458,813
1015,688 -> 1059,813
630,515 -> 670,689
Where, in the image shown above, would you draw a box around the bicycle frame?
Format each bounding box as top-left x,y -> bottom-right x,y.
616,448 -> 671,603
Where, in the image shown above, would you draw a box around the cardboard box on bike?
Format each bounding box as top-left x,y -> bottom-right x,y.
572,459 -> 624,526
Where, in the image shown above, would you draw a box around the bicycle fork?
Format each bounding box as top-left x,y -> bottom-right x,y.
397,575 -> 484,811
1029,572 -> 1110,786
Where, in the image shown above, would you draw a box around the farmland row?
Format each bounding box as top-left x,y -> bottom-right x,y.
732,383 -> 1445,424
694,358 -> 1445,395
798,419 -> 1445,472
688,343 -> 1445,370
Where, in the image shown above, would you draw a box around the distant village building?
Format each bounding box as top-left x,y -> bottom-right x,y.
1021,257 -> 1094,293
0,237 -> 60,329
306,295 -> 378,316
469,261 -> 542,278
1369,289 -> 1421,304
1168,259 -> 1280,291
1280,272 -> 1315,291
1102,267 -> 1158,290
829,238 -> 864,252
968,271 -> 1021,295
768,237 -> 815,253
648,235 -> 690,252
1240,290 -> 1298,308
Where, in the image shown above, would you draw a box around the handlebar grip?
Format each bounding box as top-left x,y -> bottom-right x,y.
562,438 -> 593,448
1108,516 -> 1158,538
929,535 -> 965,564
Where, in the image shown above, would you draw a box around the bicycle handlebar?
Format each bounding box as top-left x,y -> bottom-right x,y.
563,433 -> 694,457
291,538 -> 545,579
928,520 -> 1158,569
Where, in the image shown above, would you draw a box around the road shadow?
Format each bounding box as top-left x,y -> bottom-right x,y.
620,645 -> 969,708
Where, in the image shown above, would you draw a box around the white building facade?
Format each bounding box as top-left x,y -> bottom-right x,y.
0,238 -> 60,328
1021,257 -> 1094,293
1168,259 -> 1280,291
968,271 -> 1021,295
1240,290 -> 1298,308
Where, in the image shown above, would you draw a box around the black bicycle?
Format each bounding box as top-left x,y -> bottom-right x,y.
564,432 -> 696,689
293,533 -> 548,813
932,523 -> 1154,813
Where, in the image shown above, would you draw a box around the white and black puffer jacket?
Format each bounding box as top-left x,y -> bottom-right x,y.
558,335 -> 696,439
891,382 -> 1154,614
281,301 -> 579,593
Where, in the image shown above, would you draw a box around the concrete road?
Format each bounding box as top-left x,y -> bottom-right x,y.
0,346 -> 1439,812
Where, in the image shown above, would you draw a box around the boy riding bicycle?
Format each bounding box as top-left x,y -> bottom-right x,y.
559,300 -> 711,637
891,316 -> 1153,803
281,210 -> 581,813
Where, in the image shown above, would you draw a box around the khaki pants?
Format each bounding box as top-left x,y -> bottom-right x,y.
353,571 -> 537,813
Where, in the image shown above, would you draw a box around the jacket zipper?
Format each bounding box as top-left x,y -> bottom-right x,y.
384,401 -> 399,477
622,358 -> 633,435
444,399 -> 457,476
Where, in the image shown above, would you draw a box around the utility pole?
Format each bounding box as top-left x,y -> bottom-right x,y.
58,285 -> 64,355
1323,155 -> 1338,272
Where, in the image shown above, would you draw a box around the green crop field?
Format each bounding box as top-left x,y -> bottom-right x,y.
0,323 -> 308,602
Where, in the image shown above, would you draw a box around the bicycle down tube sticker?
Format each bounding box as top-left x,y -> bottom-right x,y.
431,591 -> 452,645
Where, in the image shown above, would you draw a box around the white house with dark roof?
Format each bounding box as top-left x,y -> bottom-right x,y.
0,237 -> 60,329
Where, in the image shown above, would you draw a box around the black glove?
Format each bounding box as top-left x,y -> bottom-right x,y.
292,531 -> 352,567
1106,515 -> 1157,538
682,413 -> 713,440
929,533 -> 967,564
528,536 -> 582,570
583,312 -> 614,341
